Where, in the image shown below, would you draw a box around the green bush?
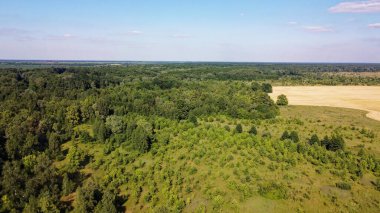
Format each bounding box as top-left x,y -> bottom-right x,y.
235,124 -> 243,133
259,182 -> 288,200
336,182 -> 351,190
276,94 -> 288,106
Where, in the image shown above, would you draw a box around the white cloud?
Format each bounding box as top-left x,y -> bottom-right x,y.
368,23 -> 380,28
329,0 -> 380,13
63,33 -> 73,38
303,26 -> 333,33
287,21 -> 298,25
240,12 -> 245,17
127,30 -> 143,35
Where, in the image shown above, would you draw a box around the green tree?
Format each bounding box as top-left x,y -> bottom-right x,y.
66,105 -> 81,126
188,114 -> 198,125
289,131 -> 299,143
62,173 -> 76,196
37,192 -> 60,213
22,196 -> 38,213
93,119 -> 108,142
105,115 -> 124,134
235,124 -> 243,133
276,94 -> 288,106
321,136 -> 330,148
251,82 -> 261,91
73,182 -> 100,213
66,144 -> 87,172
249,126 -> 257,135
48,133 -> 61,157
94,190 -> 117,213
261,83 -> 273,93
308,134 -> 320,145
131,126 -> 150,153
280,131 -> 289,141
328,135 -> 345,151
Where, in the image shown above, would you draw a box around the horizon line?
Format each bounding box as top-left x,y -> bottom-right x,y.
1,59 -> 380,65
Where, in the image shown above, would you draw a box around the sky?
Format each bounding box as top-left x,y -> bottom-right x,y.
0,0 -> 379,63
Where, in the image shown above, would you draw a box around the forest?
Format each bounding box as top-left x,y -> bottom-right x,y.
0,63 -> 379,212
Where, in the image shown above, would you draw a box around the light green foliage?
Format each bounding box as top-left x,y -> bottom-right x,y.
106,115 -> 124,134
66,104 -> 81,126
66,144 -> 87,172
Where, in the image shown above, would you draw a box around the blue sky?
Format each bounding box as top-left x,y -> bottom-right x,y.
0,0 -> 379,62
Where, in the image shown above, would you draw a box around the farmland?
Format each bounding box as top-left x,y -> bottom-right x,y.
270,86 -> 380,121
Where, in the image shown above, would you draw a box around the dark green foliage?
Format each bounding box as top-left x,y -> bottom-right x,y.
261,83 -> 273,93
73,182 -> 102,213
189,114 -> 198,125
48,133 -> 61,157
336,182 -> 351,190
289,131 -> 299,143
235,124 -> 243,133
309,134 -> 320,145
322,135 -> 345,151
251,82 -> 261,91
249,126 -> 257,135
321,136 -> 330,148
280,131 -> 289,141
94,190 -> 118,213
280,130 -> 299,142
328,135 -> 345,151
276,94 -> 288,106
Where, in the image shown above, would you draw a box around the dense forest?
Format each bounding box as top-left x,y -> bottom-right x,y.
0,63 -> 380,212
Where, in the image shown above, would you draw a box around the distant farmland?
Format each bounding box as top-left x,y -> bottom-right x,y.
270,86 -> 380,121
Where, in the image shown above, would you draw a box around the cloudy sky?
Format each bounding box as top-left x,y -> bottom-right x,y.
0,0 -> 379,62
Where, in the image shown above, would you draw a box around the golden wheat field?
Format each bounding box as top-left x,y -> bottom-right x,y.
270,86 -> 380,121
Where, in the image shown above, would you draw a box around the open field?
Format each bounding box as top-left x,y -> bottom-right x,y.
270,86 -> 380,121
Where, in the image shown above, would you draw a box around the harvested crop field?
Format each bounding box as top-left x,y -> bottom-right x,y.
270,86 -> 380,121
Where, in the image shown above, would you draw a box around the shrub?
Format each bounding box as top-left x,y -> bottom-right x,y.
374,179 -> 380,191
280,131 -> 289,141
276,94 -> 288,106
289,131 -> 299,143
261,83 -> 273,93
308,134 -> 320,145
249,126 -> 257,135
336,182 -> 351,190
258,182 -> 288,200
235,124 -> 243,133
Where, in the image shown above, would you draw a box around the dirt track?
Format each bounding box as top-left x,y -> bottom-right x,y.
270,86 -> 380,121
